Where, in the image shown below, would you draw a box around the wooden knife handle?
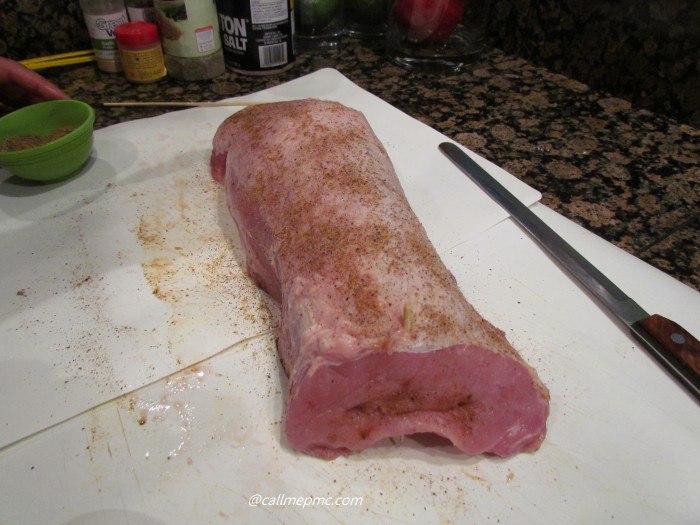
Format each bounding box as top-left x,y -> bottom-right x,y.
635,314 -> 700,376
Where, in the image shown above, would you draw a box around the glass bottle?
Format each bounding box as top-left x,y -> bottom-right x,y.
126,0 -> 157,23
294,0 -> 344,49
344,0 -> 388,38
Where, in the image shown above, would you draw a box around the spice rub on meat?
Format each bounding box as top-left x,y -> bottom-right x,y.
211,99 -> 549,459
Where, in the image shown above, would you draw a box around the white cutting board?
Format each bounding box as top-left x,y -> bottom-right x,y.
1,68 -> 699,525
0,68 -> 540,449
1,207 -> 698,525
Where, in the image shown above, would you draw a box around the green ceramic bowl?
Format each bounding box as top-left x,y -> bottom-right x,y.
0,100 -> 95,182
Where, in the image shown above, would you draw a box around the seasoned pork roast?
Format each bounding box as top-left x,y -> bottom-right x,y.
211,99 -> 549,459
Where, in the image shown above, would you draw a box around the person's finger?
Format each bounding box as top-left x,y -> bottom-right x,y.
0,58 -> 68,108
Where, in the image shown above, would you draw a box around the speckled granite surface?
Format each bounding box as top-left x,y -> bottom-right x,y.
2,0 -> 698,127
31,39 -> 700,292
488,0 -> 700,129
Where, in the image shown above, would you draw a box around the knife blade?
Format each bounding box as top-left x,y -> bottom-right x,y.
439,141 -> 700,402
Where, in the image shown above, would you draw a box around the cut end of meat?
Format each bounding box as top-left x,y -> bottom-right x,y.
285,344 -> 549,459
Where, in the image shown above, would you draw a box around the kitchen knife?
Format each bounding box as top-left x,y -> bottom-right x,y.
439,141 -> 700,402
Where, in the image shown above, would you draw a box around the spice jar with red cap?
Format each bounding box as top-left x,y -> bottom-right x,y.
115,21 -> 167,83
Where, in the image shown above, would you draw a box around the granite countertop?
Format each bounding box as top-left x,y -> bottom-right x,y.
41,39 -> 699,292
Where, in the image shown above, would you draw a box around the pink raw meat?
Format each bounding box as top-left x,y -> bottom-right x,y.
211,99 -> 549,459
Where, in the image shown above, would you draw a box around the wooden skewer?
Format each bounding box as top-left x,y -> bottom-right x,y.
23,56 -> 96,70
22,49 -> 95,62
20,50 -> 96,70
102,101 -> 268,108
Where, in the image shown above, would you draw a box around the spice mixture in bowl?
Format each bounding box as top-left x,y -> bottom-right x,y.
0,100 -> 95,182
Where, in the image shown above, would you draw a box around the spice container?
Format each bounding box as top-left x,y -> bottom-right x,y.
126,0 -> 156,22
115,22 -> 167,83
216,0 -> 294,75
154,0 -> 226,81
79,0 -> 130,73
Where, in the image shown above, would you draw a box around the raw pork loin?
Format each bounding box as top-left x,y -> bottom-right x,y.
211,99 -> 549,459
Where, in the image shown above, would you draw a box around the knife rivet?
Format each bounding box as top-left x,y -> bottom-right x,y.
670,332 -> 686,345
